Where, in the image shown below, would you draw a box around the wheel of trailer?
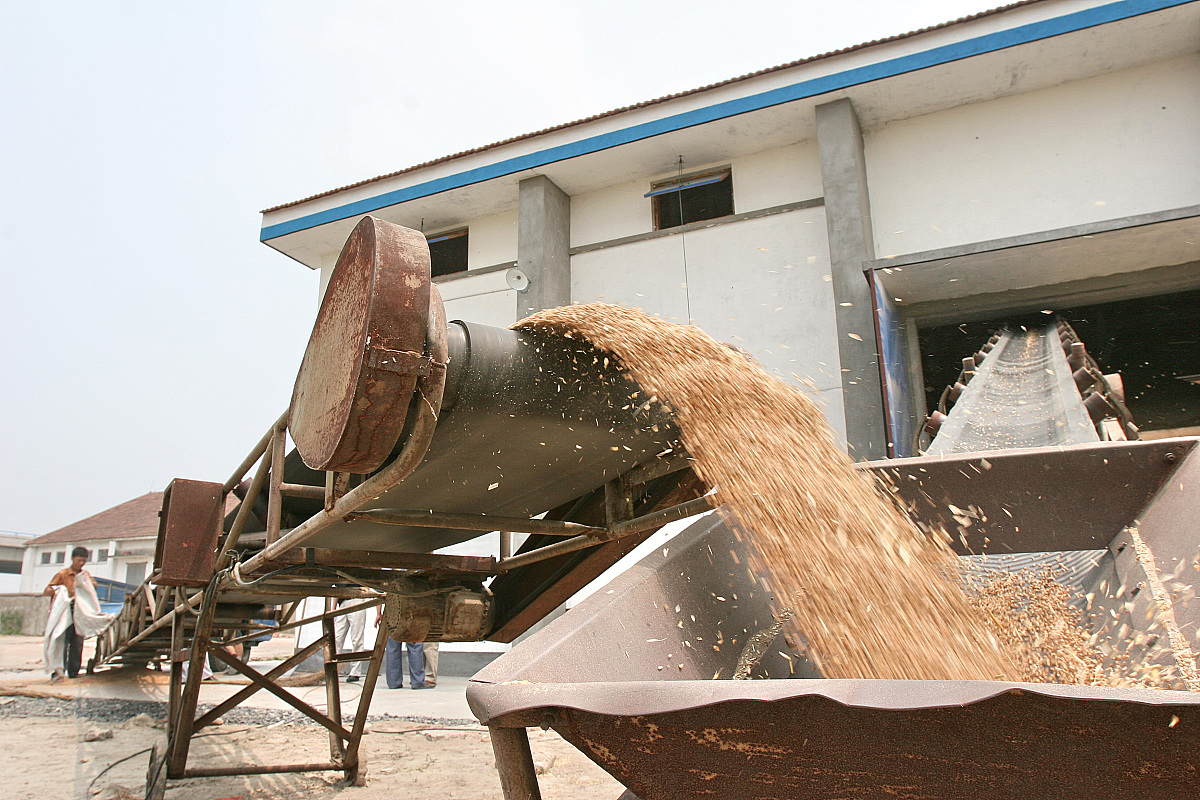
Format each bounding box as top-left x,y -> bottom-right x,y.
86,656 -> 96,675
145,744 -> 166,800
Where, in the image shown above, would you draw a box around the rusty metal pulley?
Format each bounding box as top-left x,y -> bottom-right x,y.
289,216 -> 446,473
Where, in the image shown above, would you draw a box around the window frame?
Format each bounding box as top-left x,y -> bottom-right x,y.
647,167 -> 733,231
426,228 -> 470,279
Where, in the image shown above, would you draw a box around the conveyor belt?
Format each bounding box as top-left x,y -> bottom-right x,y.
927,324 -> 1108,592
928,324 -> 1098,455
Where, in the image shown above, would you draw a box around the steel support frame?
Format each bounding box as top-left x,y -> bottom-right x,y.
127,404 -> 701,796
122,402 -> 696,672
489,725 -> 543,800
153,590 -> 387,792
93,579 -> 177,670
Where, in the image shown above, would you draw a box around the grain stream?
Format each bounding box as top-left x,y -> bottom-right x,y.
516,304 -> 1012,681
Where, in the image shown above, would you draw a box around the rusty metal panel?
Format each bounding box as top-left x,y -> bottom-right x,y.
862,438 -> 1196,554
154,479 -> 223,587
468,444 -> 1200,798
1125,444 -> 1200,667
521,684 -> 1199,799
288,216 -> 434,473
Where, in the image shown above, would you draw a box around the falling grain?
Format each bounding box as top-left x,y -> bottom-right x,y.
516,303 -> 1011,680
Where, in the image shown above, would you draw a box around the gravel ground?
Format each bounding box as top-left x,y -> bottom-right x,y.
0,695 -> 476,727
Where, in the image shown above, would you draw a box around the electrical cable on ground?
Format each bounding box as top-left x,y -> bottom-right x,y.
86,729 -> 248,796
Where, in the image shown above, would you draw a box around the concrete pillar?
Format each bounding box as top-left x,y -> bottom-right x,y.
816,98 -> 888,460
517,175 -> 571,316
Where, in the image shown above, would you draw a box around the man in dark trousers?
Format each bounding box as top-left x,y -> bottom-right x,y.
43,546 -> 94,679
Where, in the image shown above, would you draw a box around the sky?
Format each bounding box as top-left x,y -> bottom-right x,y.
0,0 -> 1008,535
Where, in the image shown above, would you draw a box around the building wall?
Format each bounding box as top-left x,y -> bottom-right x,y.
310,46 -> 1198,454
20,539 -> 152,593
570,176 -> 651,248
865,55 -> 1200,258
571,206 -> 847,436
425,141 -> 846,433
569,142 -> 824,249
440,270 -> 518,328
731,141 -> 824,212
466,209 -> 518,269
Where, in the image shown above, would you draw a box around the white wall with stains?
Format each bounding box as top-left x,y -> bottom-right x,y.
464,209 -> 518,270
571,206 -> 847,436
865,54 -> 1200,257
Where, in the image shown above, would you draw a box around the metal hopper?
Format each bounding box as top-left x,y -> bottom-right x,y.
468,438 -> 1200,799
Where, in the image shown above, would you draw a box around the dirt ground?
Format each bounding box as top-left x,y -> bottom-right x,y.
0,713 -> 619,800
0,635 -> 624,800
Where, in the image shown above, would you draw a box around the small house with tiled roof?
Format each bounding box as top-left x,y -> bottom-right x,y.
19,492 -> 163,593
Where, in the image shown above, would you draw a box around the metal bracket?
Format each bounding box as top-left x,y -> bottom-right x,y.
325,471 -> 351,512
604,477 -> 635,527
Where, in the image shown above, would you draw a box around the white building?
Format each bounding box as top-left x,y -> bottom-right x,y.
0,532 -> 33,593
259,0 -> 1200,459
20,493 -> 161,593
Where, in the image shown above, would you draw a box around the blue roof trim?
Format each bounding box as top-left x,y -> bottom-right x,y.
261,0 -> 1188,243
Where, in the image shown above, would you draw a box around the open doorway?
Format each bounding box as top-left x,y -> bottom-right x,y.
918,289 -> 1200,435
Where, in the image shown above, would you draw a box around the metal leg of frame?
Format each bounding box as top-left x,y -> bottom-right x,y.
147,613 -> 187,800
167,612 -> 185,739
321,598 -> 347,768
341,616 -> 390,786
167,587 -> 217,778
489,726 -> 542,800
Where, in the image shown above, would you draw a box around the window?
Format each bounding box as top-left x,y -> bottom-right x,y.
40,552 -> 51,565
648,168 -> 733,230
427,229 -> 469,278
55,551 -> 65,564
97,549 -> 109,563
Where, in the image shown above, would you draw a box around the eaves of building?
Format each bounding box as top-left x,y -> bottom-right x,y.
259,0 -> 1199,268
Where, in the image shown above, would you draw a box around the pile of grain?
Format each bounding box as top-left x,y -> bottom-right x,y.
516,303 -> 1012,681
967,569 -> 1105,684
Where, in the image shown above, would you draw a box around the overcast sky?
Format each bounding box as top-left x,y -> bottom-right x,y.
1,0 -> 1005,535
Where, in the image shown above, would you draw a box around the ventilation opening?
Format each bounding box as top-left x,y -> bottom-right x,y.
648,169 -> 733,230
428,229 -> 469,278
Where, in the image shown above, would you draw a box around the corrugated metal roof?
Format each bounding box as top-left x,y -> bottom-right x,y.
261,0 -> 1046,215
